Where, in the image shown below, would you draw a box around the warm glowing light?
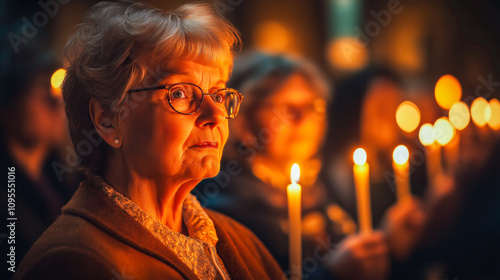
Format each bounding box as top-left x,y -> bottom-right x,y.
434,74 -> 462,110
448,101 -> 470,130
327,37 -> 368,71
291,163 -> 300,184
287,163 -> 302,276
395,101 -> 421,133
51,68 -> 66,89
253,21 -> 291,53
433,117 -> 455,146
488,98 -> 500,130
393,145 -> 409,165
353,148 -> 367,165
419,123 -> 434,146
471,97 -> 492,127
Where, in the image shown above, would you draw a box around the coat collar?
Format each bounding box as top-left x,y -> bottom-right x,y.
61,180 -> 199,279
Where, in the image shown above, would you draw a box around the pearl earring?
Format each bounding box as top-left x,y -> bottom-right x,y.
113,138 -> 120,144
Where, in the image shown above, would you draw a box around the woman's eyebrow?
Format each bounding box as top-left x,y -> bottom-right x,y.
158,70 -> 190,80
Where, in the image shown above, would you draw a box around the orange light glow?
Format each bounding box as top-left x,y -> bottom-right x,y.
290,163 -> 300,184
434,75 -> 462,110
327,37 -> 368,71
433,117 -> 455,146
488,98 -> 500,130
419,123 -> 434,146
471,97 -> 492,127
395,101 -> 421,133
51,68 -> 66,89
50,68 -> 66,97
448,101 -> 470,130
393,145 -> 409,165
353,148 -> 367,165
253,21 -> 291,53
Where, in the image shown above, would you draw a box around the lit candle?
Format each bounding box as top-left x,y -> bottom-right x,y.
287,163 -> 302,279
392,145 -> 411,202
433,117 -> 456,174
353,148 -> 372,233
419,123 -> 442,180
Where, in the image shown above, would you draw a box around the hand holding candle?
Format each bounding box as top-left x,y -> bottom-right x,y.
392,145 -> 411,202
353,148 -> 372,233
287,163 -> 302,279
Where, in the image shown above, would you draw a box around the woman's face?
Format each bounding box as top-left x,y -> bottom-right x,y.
119,59 -> 229,181
253,74 -> 327,164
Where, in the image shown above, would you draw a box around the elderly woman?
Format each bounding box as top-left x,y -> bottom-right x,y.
14,2 -> 283,280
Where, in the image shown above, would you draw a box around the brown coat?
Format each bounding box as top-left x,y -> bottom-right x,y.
13,181 -> 284,280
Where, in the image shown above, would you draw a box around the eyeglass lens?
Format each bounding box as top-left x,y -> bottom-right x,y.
168,84 -> 240,118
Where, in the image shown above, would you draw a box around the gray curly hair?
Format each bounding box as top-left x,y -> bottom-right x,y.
62,0 -> 240,173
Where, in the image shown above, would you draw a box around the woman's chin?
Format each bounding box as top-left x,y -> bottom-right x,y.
193,156 -> 221,179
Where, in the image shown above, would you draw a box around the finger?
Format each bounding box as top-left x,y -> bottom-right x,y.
355,240 -> 389,259
358,232 -> 386,249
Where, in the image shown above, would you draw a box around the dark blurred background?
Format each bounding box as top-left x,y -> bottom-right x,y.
2,0 -> 500,87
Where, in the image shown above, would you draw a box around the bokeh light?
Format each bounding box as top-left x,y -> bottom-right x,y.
419,123 -> 435,146
253,21 -> 291,53
51,68 -> 66,88
488,98 -> 500,130
433,117 -> 455,146
393,145 -> 409,165
353,148 -> 367,165
448,101 -> 470,130
395,101 -> 421,133
434,74 -> 462,110
471,97 -> 492,127
50,68 -> 66,98
327,37 -> 368,71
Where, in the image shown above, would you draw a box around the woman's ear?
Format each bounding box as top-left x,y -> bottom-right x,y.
89,98 -> 122,148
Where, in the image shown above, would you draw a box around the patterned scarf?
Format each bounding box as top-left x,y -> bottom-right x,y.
85,172 -> 230,280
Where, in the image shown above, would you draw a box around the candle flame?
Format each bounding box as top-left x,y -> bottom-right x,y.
433,117 -> 455,146
291,163 -> 300,184
488,98 -> 500,130
393,145 -> 409,165
353,148 -> 367,165
449,101 -> 470,130
396,101 -> 421,133
418,123 -> 434,146
471,97 -> 492,127
435,74 -> 462,110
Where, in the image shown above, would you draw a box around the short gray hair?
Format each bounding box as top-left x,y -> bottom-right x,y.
63,0 -> 241,173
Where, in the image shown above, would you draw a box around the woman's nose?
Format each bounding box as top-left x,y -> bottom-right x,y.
196,95 -> 226,128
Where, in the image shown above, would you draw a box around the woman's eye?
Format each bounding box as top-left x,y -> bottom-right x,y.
171,89 -> 187,99
214,93 -> 224,103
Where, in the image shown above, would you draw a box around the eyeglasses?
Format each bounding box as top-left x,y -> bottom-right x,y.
127,83 -> 243,119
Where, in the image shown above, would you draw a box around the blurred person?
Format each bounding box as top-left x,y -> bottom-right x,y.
439,122 -> 500,279
0,29 -> 77,279
323,67 -> 428,228
14,2 -> 284,280
400,116 -> 500,280
195,51 -> 390,280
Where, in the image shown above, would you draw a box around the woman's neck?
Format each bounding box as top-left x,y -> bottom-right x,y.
104,155 -> 198,234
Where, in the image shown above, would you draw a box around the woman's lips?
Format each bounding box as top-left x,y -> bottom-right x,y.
190,141 -> 219,149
